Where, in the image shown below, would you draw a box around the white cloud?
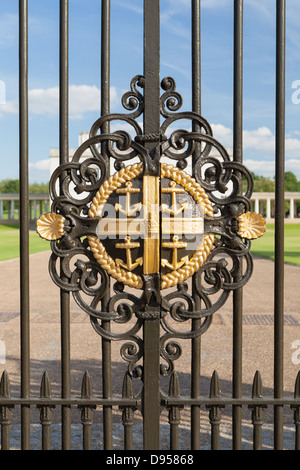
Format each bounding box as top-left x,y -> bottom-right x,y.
245,158 -> 300,179
211,123 -> 232,137
211,123 -> 233,147
243,127 -> 300,154
28,87 -> 58,116
209,124 -> 300,178
0,85 -> 119,118
69,85 -> 118,118
29,159 -> 51,183
243,127 -> 275,152
244,159 -> 275,177
29,159 -> 51,171
285,158 -> 300,174
0,99 -> 18,115
211,124 -> 300,156
286,138 -> 300,152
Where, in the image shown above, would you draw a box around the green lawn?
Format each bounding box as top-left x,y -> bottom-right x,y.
0,224 -> 50,261
251,223 -> 300,266
0,223 -> 299,265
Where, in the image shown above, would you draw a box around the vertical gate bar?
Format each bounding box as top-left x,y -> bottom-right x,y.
191,0 -> 201,450
168,372 -> 181,450
39,372 -> 53,451
100,0 -> 113,450
232,0 -> 243,450
122,372 -> 134,450
143,320 -> 161,449
274,0 -> 285,450
19,0 -> 31,450
1,424 -> 10,451
142,0 -> 161,450
207,371 -> 222,450
249,371 -> 265,450
0,371 -> 13,450
41,413 -> 51,450
292,372 -> 300,450
1,423 -> 10,451
59,0 -> 71,450
143,0 -> 160,148
80,372 -> 95,451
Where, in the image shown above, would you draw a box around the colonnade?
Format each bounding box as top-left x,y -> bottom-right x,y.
0,192 -> 299,223
0,193 -> 50,222
251,192 -> 300,220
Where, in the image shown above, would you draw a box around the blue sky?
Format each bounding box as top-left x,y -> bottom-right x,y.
0,0 -> 300,183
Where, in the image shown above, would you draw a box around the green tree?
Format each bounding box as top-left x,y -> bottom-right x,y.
250,171 -> 300,193
284,171 -> 300,191
29,182 -> 49,193
251,172 -> 275,192
0,179 -> 48,194
0,179 -> 19,193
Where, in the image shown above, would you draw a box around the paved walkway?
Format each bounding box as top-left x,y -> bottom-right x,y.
0,251 -> 300,450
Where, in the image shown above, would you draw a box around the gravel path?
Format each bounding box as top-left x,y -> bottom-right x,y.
0,250 -> 299,450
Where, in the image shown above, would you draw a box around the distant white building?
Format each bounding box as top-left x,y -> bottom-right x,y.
49,131 -> 92,178
48,133 -> 300,220
49,130 -> 138,179
50,130 -> 234,178
48,130 -> 234,185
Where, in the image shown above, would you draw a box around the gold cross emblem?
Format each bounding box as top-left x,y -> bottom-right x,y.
86,163 -> 215,289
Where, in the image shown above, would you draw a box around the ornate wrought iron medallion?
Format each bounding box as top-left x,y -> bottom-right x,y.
37,76 -> 266,375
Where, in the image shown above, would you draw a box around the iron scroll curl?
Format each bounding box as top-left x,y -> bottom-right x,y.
37,76 -> 265,377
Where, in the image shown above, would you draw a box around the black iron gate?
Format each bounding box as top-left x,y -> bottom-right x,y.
1,0 -> 299,451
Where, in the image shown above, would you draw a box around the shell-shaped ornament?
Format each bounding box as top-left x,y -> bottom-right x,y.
36,213 -> 65,241
237,212 -> 266,240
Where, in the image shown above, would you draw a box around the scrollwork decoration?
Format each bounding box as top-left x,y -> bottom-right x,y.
37,75 -> 265,378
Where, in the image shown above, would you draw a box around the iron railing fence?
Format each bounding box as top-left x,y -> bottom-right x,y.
1,369 -> 300,450
0,0 -> 299,452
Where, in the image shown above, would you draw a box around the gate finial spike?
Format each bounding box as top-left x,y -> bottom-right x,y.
0,370 -> 11,398
168,371 -> 180,398
40,371 -> 52,398
121,372 -> 135,429
209,370 -> 221,398
294,371 -> 300,399
122,371 -> 134,399
207,370 -> 223,444
39,371 -> 55,425
252,370 -> 263,398
168,371 -> 182,432
81,371 -> 93,399
80,372 -> 95,427
291,372 -> 300,430
0,371 -> 13,428
249,372 -> 266,449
